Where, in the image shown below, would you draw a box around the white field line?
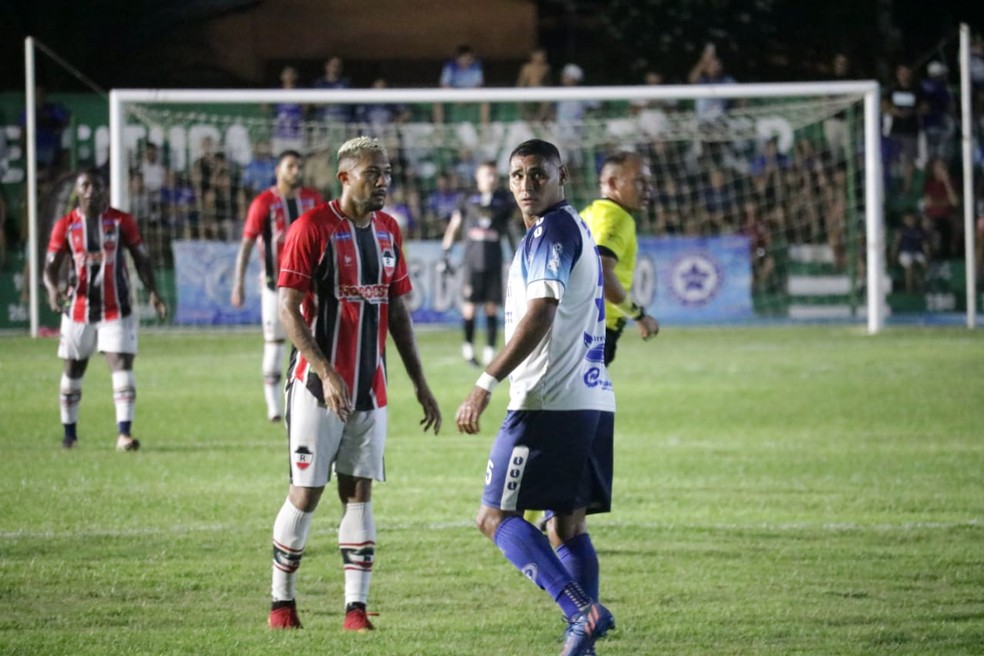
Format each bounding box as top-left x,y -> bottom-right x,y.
1,519 -> 979,540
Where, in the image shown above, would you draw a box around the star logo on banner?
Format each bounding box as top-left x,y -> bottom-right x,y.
669,252 -> 721,307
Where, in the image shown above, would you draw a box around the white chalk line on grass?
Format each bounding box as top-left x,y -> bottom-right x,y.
1,519 -> 980,541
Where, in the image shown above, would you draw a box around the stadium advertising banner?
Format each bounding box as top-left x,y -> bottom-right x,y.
172,240 -> 262,325
170,236 -> 752,326
635,235 -> 754,323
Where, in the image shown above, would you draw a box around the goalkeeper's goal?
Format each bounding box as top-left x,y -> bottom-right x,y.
107,81 -> 884,331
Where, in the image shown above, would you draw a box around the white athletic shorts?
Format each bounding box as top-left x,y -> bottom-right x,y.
262,286 -> 286,342
57,314 -> 138,360
899,251 -> 926,268
285,380 -> 387,487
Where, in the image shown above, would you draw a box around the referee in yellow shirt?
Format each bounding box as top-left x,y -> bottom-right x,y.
581,151 -> 660,365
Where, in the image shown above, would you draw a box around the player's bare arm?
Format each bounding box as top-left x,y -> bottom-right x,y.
129,242 -> 168,321
230,237 -> 256,307
43,250 -> 67,313
388,294 -> 442,434
600,253 -> 659,341
279,285 -> 353,422
455,297 -> 558,434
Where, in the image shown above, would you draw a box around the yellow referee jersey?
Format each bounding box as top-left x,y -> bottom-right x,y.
581,198 -> 638,330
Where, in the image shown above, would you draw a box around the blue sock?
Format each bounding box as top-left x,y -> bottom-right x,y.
493,516 -> 589,619
118,420 -> 132,436
64,423 -> 77,440
557,532 -> 599,602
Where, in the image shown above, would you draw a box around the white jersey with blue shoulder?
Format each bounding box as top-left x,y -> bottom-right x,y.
504,200 -> 615,412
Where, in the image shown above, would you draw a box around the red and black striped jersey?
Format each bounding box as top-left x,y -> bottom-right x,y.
279,199 -> 411,411
243,186 -> 324,290
47,207 -> 142,323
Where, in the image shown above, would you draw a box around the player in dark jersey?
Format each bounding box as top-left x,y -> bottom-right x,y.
231,150 -> 324,422
441,161 -> 517,366
44,169 -> 167,451
266,136 -> 442,632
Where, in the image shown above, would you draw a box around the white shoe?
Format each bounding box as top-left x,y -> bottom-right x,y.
482,346 -> 495,365
462,342 -> 475,361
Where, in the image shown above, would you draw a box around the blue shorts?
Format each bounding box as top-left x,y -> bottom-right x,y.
481,409 -> 614,515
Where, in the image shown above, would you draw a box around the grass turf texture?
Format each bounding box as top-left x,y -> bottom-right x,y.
0,325 -> 982,655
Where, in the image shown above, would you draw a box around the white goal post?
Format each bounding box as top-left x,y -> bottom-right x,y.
108,81 -> 885,332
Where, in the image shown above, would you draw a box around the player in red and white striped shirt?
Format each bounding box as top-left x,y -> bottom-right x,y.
266,137 -> 441,632
44,169 -> 167,451
230,150 -> 323,422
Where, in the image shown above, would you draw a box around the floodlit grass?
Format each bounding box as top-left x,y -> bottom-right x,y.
1,325 -> 982,655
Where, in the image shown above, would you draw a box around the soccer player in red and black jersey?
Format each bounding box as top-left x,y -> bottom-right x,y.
44,169 -> 167,451
231,150 -> 323,422
267,136 -> 442,632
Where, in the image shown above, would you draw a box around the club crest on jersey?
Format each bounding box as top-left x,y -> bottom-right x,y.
293,446 -> 314,471
381,248 -> 396,274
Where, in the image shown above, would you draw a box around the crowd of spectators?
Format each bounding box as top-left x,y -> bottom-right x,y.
11,38 -> 984,300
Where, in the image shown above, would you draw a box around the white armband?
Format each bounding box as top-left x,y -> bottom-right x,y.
475,372 -> 499,393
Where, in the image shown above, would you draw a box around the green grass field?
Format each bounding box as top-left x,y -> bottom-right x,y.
1,325 -> 982,655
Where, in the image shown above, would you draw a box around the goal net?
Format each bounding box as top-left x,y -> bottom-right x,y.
107,82 -> 884,330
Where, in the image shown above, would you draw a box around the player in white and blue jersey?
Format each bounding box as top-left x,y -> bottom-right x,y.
455,139 -> 615,656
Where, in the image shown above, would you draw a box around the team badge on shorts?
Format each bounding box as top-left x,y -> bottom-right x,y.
293,446 -> 314,471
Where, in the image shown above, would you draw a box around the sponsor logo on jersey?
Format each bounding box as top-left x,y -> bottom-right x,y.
338,283 -> 389,302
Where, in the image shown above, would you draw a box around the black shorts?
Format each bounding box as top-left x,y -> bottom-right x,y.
462,267 -> 503,304
604,321 -> 626,366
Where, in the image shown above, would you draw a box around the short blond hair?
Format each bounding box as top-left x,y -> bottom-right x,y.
337,136 -> 389,169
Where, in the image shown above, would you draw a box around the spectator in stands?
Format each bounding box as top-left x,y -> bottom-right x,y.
435,44 -> 488,124
242,139 -> 277,198
822,164 -> 849,269
651,174 -> 690,235
882,63 -> 925,175
312,55 -> 352,124
919,61 -> 954,161
271,66 -> 305,154
162,169 -> 198,240
823,52 -> 854,163
19,86 -> 70,185
630,70 -> 676,115
893,211 -> 930,293
922,156 -> 959,258
137,142 -> 166,232
515,47 -> 552,121
383,184 -> 420,239
885,155 -> 926,228
970,33 -> 984,92
553,63 -> 598,168
688,44 -> 736,165
740,199 -> 776,291
190,136 -> 220,238
699,167 -> 739,234
423,171 -> 462,238
749,137 -> 791,179
211,153 -> 244,241
357,77 -> 411,129
688,43 -> 736,126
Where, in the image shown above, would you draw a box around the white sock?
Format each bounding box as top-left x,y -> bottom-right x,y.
111,370 -> 136,423
271,499 -> 313,601
338,501 -> 376,607
263,342 -> 285,419
60,375 -> 83,425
